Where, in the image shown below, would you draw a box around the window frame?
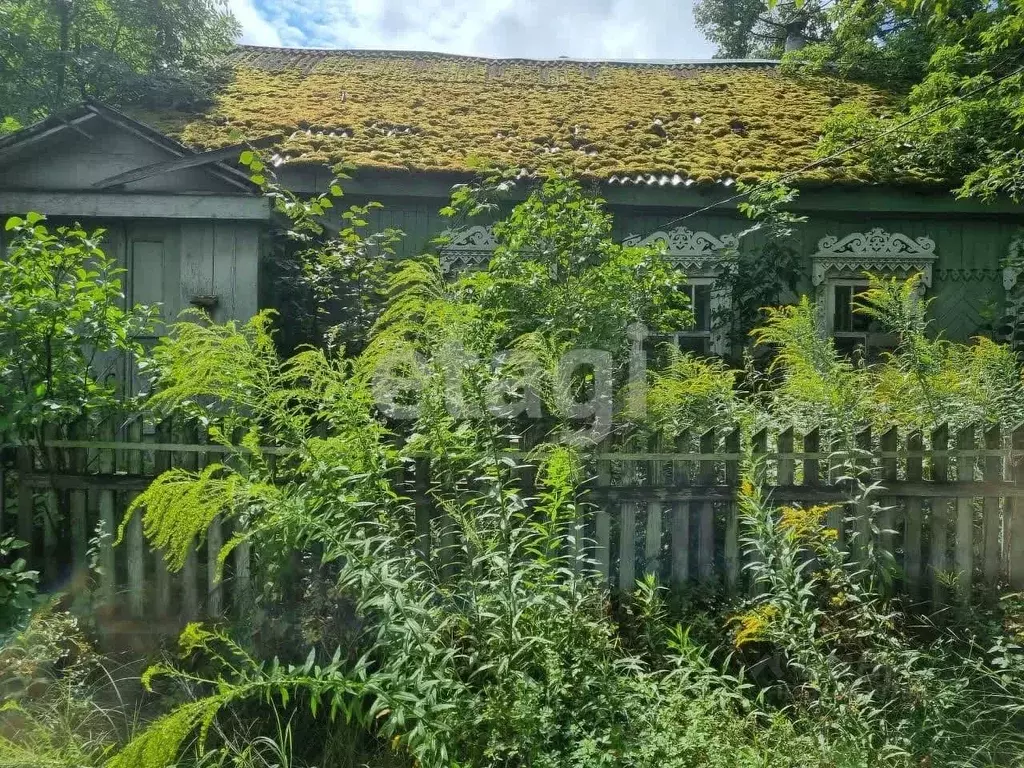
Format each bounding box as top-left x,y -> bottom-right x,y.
811,227 -> 937,355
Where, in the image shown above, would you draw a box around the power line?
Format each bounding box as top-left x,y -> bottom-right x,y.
635,58 -> 1024,236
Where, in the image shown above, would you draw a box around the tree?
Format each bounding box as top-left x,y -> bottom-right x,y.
693,0 -> 833,58
0,0 -> 238,129
0,214 -> 156,558
774,0 -> 1023,202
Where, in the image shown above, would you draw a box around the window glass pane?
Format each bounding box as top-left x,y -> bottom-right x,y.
833,285 -> 854,332
676,334 -> 709,355
833,283 -> 873,333
850,286 -> 873,333
693,283 -> 712,332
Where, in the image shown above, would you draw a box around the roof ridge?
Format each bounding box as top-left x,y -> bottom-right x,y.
229,43 -> 780,69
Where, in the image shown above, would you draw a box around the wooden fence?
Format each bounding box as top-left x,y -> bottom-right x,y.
3,418 -> 1024,629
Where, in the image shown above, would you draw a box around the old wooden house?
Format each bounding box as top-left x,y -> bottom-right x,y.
3,46 -> 1023,356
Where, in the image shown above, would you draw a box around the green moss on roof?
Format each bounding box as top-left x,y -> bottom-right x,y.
142,47 -> 895,183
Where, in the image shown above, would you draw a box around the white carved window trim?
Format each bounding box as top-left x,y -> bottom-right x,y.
439,225 -> 498,274
623,227 -> 737,355
622,224 -> 737,354
811,228 -> 937,352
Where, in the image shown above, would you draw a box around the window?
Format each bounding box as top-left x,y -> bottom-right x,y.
827,280 -> 896,359
622,226 -> 737,356
811,228 -> 937,358
671,280 -> 714,354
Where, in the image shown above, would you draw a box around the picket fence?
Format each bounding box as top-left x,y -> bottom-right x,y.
2,417 -> 1024,632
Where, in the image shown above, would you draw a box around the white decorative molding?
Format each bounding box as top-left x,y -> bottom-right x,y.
811,228 -> 938,288
439,225 -> 498,273
623,227 -> 738,276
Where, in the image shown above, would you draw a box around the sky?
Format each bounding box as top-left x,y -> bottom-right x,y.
227,0 -> 716,60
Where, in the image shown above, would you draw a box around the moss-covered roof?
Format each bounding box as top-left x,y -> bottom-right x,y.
141,45 -> 895,184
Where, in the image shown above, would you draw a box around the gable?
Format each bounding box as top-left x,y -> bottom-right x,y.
0,106 -> 251,196
138,46 -> 896,186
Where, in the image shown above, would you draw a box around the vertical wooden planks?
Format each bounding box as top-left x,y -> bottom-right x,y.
670,431 -> 690,585
153,420 -> 172,618
803,428 -> 821,490
879,427 -> 898,559
723,429 -> 741,594
181,426 -> 199,621
777,428 -> 795,487
97,419 -> 117,607
749,429 -> 768,595
1009,425 -> 1024,590
697,429 -> 716,584
644,433 -> 663,580
981,425 -> 1001,591
70,423 -> 88,580
930,424 -> 950,606
595,437 -> 611,584
954,425 -> 975,602
125,418 -> 146,618
43,488 -> 58,585
207,515 -> 224,619
852,427 -> 873,565
618,435 -> 637,592
825,432 -> 845,549
904,431 -> 924,600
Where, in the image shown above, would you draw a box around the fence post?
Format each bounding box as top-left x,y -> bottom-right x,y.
595,437 -> 612,584
180,425 -> 199,621
697,429 -> 717,583
1009,425 -> 1024,590
879,426 -> 898,559
97,419 -> 116,608
724,428 -> 741,594
982,424 -> 1001,593
777,427 -> 795,488
954,425 -> 976,603
930,423 -> 950,606
153,419 -> 172,618
749,428 -> 768,595
852,426 -> 873,567
803,428 -> 820,490
70,421 -> 88,579
126,417 -> 146,618
618,434 -> 637,593
644,432 -> 663,580
904,431 -> 924,600
670,430 -> 691,585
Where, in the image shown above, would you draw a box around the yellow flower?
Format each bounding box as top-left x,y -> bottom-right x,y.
778,504 -> 835,541
732,604 -> 779,648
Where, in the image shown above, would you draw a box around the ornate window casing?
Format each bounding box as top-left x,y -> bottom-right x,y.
623,227 -> 738,355
439,225 -> 498,274
811,228 -> 937,355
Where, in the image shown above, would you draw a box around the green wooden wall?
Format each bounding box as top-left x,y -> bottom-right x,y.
334,190 -> 1020,342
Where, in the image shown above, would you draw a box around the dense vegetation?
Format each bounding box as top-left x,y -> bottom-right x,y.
0,0 -> 238,130
2,166 -> 1024,768
697,0 -> 1024,200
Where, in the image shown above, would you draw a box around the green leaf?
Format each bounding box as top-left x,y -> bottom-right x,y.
5,216 -> 23,231
239,150 -> 254,165
330,184 -> 344,197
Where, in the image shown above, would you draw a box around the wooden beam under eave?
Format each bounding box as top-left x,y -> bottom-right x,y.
0,191 -> 271,221
90,136 -> 281,190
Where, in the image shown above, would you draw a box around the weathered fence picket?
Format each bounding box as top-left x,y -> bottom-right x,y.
3,417 -> 1024,626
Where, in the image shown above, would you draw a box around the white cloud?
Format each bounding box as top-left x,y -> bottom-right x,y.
238,0 -> 714,59
229,0 -> 282,46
